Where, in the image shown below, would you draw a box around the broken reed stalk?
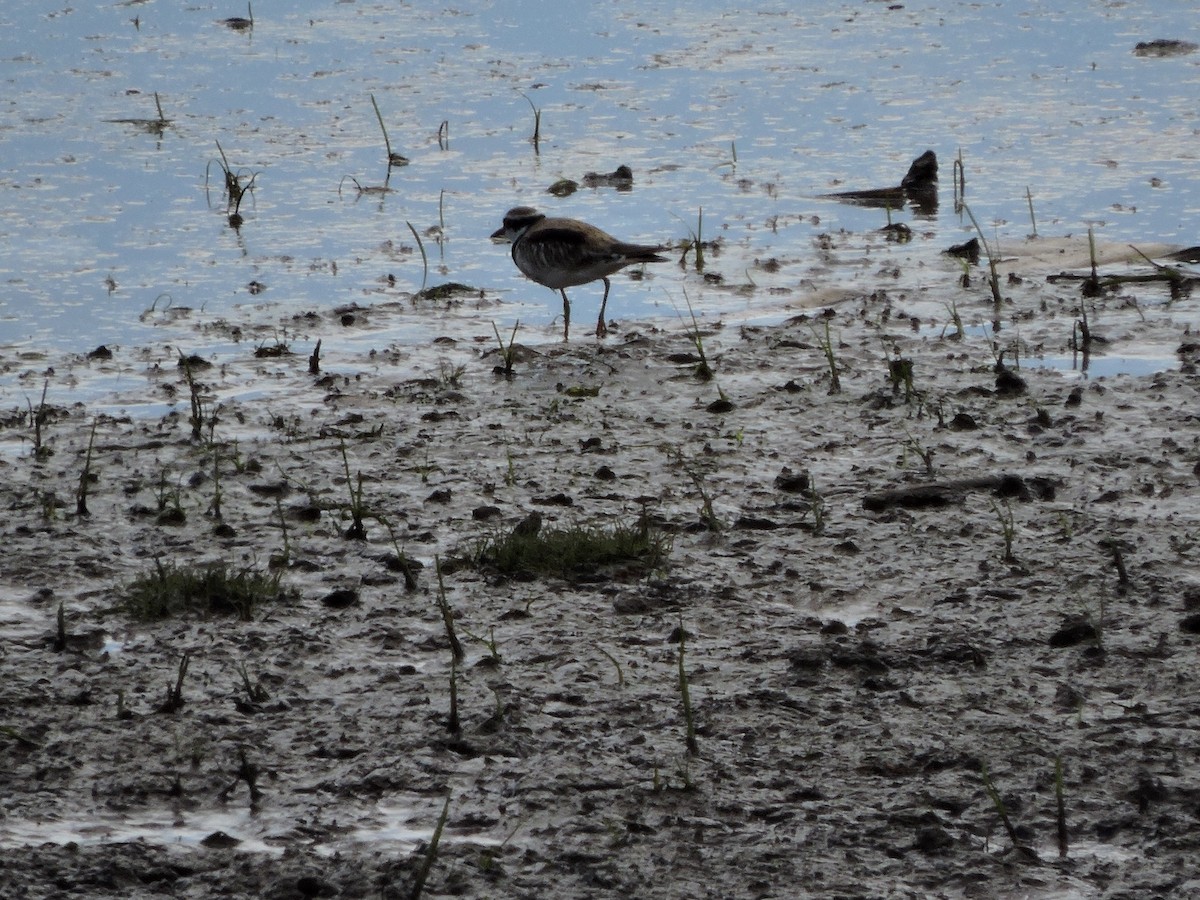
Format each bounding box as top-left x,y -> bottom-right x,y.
434,555 -> 464,662
1055,755 -> 1069,859
54,601 -> 67,652
177,352 -> 204,440
677,620 -> 699,756
209,442 -> 223,522
492,320 -> 520,378
962,203 -> 1003,306
407,221 -> 429,294
370,93 -> 408,167
76,418 -> 98,515
30,377 -> 50,458
980,761 -> 1026,855
1025,187 -> 1037,238
160,650 -> 191,713
338,439 -> 367,540
1106,539 -> 1130,590
813,318 -> 842,394
597,646 -> 625,687
990,498 -> 1016,562
410,796 -> 452,900
447,655 -> 460,734
953,149 -> 966,211
519,92 -> 541,153
273,496 -> 290,568
679,287 -> 715,383
1074,302 -> 1092,356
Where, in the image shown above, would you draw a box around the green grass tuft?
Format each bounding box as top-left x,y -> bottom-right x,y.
476,518 -> 669,579
124,559 -> 283,621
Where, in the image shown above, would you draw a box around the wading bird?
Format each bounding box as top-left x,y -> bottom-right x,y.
491,206 -> 668,339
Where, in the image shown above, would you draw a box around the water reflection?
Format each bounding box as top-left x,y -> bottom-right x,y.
0,0 -> 1194,362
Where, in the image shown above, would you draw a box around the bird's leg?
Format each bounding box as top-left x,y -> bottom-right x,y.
559,288 -> 571,341
595,277 -> 612,338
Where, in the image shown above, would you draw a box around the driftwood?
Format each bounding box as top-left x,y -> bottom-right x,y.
1047,245 -> 1198,299
862,474 -> 1057,512
822,150 -> 939,215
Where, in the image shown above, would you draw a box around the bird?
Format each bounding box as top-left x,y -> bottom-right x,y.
491,206 -> 668,339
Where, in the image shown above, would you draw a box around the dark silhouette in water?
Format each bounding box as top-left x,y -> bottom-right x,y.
824,149 -> 939,216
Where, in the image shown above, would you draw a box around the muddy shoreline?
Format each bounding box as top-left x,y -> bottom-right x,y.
2,243 -> 1199,898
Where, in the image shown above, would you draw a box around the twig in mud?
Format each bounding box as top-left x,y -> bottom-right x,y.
410,796 -> 451,900
961,202 -> 1003,306
178,352 -> 204,441
990,498 -> 1017,563
338,440 -> 368,540
1100,538 -> 1130,591
811,318 -> 842,394
370,93 -> 409,168
435,555 -> 464,662
1055,755 -> 1069,859
942,298 -> 965,341
447,656 -> 460,735
76,418 -> 99,516
53,601 -> 67,652
598,646 -> 625,687
29,377 -> 51,460
677,619 -> 698,757
379,517 -> 419,591
888,354 -> 916,402
159,650 -> 191,714
519,91 -> 541,154
272,497 -> 290,569
492,320 -> 520,378
208,443 -> 223,523
980,761 -> 1035,859
953,149 -> 966,212
407,220 -> 429,294
220,748 -> 263,810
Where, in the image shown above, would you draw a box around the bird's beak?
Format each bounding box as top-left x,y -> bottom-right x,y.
490,226 -> 510,242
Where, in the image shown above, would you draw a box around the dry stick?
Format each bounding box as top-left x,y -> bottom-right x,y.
447,656 -> 460,734
1108,541 -> 1130,589
407,221 -> 429,294
53,602 -> 67,652
434,556 -> 464,662
953,149 -> 966,211
598,646 -> 625,687
519,92 -> 541,153
980,762 -> 1031,857
178,352 -> 203,440
1055,755 -> 1069,859
370,93 -> 407,167
410,796 -> 451,900
30,377 -> 50,457
76,418 -> 98,515
161,651 -> 191,713
678,620 -> 698,756
273,497 -> 290,566
962,203 -> 1003,306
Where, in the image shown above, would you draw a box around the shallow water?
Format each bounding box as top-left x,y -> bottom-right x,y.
1,1 -> 1195,387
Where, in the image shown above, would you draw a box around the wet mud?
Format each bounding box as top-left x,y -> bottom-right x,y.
2,240 -> 1199,899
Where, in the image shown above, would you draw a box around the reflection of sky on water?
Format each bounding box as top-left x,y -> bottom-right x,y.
0,1 -> 1195,354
